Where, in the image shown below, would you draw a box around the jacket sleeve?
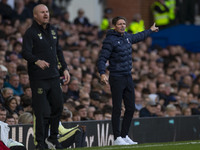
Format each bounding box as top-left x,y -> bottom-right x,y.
22,29 -> 39,63
97,38 -> 113,75
130,29 -> 152,44
56,38 -> 68,71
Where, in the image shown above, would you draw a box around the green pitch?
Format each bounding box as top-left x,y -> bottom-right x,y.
73,141 -> 200,150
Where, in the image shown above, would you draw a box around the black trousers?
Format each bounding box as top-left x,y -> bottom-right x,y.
30,77 -> 63,145
109,74 -> 135,139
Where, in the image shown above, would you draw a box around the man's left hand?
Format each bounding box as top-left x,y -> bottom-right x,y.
63,70 -> 70,85
150,23 -> 159,32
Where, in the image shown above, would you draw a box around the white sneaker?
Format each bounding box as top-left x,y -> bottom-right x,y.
113,136 -> 129,145
122,135 -> 138,145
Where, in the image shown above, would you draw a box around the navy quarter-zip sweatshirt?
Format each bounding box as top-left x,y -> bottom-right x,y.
97,29 -> 152,76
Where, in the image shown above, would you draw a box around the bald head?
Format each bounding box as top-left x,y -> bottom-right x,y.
33,4 -> 49,27
33,4 -> 48,16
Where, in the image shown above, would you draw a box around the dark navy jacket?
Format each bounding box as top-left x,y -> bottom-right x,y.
97,29 -> 152,76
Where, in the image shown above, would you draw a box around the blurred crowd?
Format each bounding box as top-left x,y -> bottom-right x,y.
0,0 -> 200,126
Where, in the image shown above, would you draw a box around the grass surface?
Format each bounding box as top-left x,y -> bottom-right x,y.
72,141 -> 200,150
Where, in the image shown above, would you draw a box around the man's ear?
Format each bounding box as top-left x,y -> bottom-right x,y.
33,13 -> 37,19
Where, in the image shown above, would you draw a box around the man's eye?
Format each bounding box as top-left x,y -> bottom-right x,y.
117,23 -> 126,26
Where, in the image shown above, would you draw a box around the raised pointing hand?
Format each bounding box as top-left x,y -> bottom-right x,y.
150,23 -> 159,32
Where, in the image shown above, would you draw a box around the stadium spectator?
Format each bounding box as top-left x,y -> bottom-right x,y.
182,107 -> 192,116
135,91 -> 143,111
7,53 -> 19,65
12,0 -> 32,23
188,100 -> 200,115
164,104 -> 177,117
74,8 -> 90,27
20,95 -> 32,113
19,71 -> 29,87
0,65 -> 8,80
151,0 -> 170,29
139,100 -> 158,117
0,106 -> 7,122
61,82 -> 69,102
103,106 -> 112,120
71,67 -> 82,82
76,105 -> 89,121
1,87 -> 14,105
133,110 -> 139,118
86,106 -> 95,120
135,82 -> 144,94
21,84 -> 32,98
14,95 -> 21,107
0,40 -> 9,52
3,22 -> 16,41
156,83 -> 168,106
60,108 -> 73,122
100,8 -> 113,31
61,11 -> 71,24
18,112 -> 33,124
12,41 -> 23,59
5,62 -> 17,79
12,112 -> 19,124
4,73 -> 23,96
79,84 -> 91,100
63,100 -> 76,114
80,97 -> 90,109
147,81 -> 157,94
24,0 -> 37,16
16,64 -> 27,74
89,91 -> 101,110
65,77 -> 80,101
72,111 -> 81,121
127,13 -> 145,34
82,72 -> 92,84
5,114 -> 15,125
4,96 -> 18,115
178,90 -> 189,107
90,77 -> 103,95
165,0 -> 176,26
93,110 -> 103,120
0,77 -> 5,104
0,0 -> 14,21
190,83 -> 200,99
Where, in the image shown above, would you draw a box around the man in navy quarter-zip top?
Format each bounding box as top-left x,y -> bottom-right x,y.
97,16 -> 159,146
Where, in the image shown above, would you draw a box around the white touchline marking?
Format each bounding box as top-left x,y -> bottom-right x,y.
103,142 -> 200,149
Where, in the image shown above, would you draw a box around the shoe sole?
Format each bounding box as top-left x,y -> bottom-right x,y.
126,142 -> 138,145
113,143 -> 129,145
113,142 -> 129,145
123,140 -> 138,145
45,138 -> 56,150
